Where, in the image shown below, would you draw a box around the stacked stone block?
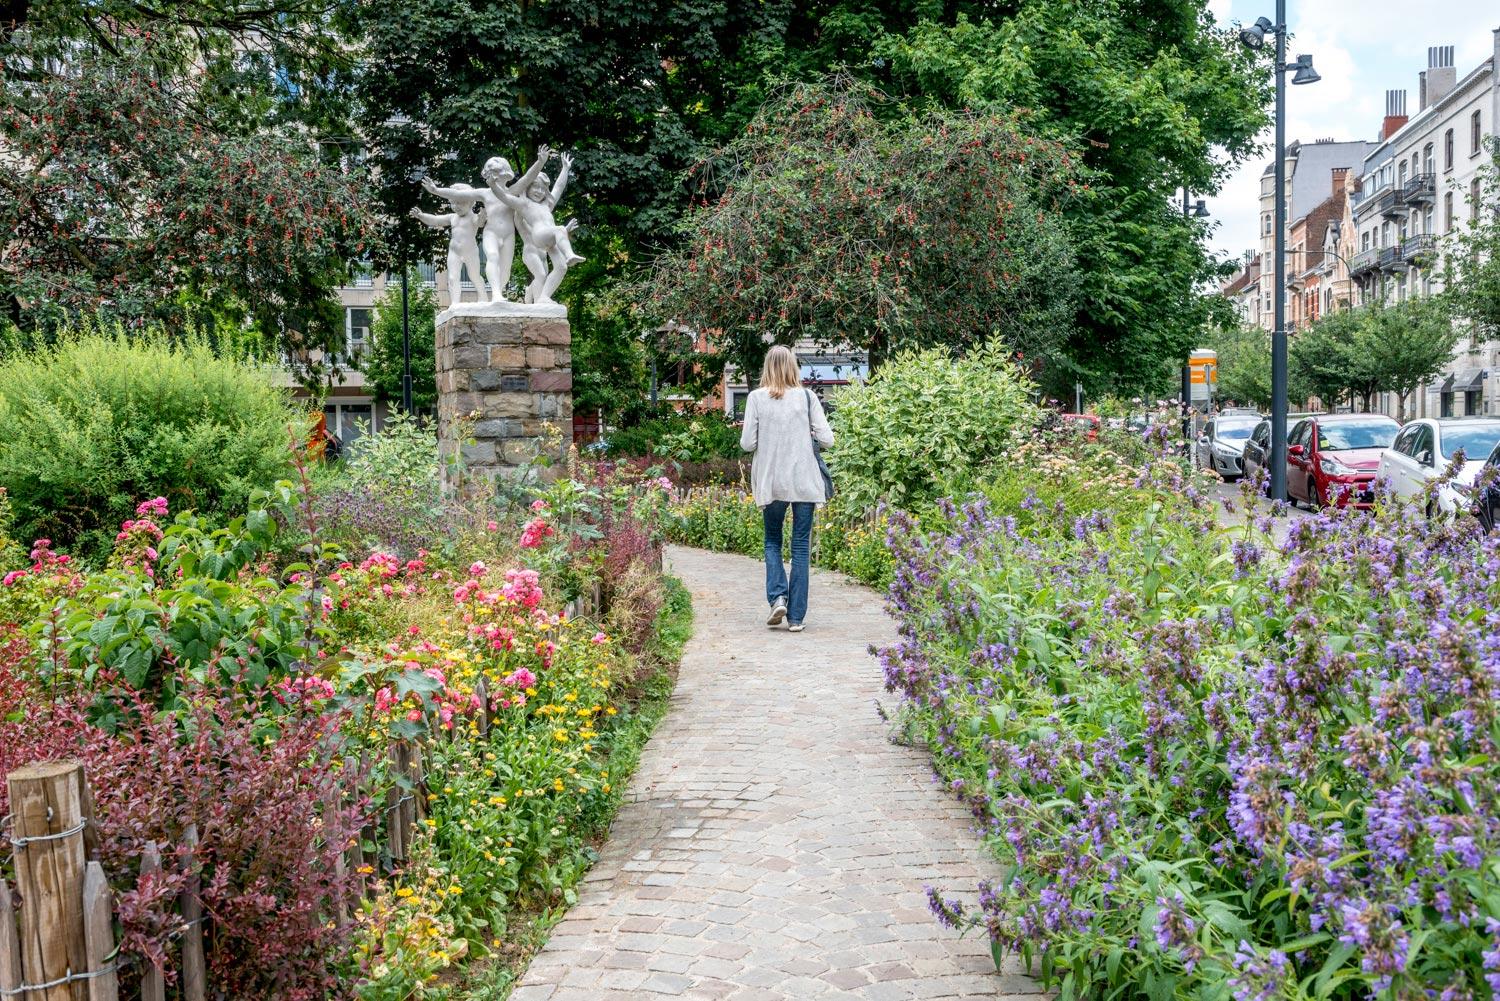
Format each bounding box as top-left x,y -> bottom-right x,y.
435,313 -> 572,487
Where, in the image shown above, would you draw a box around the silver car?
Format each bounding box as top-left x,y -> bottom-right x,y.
1197,414 -> 1261,482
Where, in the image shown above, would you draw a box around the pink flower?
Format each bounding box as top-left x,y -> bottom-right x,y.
486,520 -> 499,532
657,476 -> 674,492
504,667 -> 536,689
591,632 -> 608,645
135,496 -> 168,518
519,518 -> 555,549
530,498 -> 548,512
3,570 -> 27,587
469,561 -> 488,578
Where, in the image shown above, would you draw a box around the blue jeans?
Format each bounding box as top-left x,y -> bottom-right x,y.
763,501 -> 814,624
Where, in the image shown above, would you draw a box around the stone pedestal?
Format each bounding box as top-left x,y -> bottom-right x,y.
435,312 -> 572,488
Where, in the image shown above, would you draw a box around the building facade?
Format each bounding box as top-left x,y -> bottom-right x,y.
1348,38 -> 1498,419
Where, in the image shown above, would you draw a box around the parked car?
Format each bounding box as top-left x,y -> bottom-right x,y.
1285,413 -> 1400,509
1474,442 -> 1500,531
1242,413 -> 1321,491
1377,417 -> 1500,515
1197,414 -> 1261,481
1060,413 -> 1100,441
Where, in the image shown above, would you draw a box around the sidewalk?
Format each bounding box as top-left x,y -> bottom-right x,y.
509,546 -> 1043,1000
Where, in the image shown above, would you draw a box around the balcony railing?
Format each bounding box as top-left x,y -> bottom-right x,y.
1349,248 -> 1380,275
1400,233 -> 1436,264
1401,172 -> 1435,204
1377,245 -> 1402,269
1377,189 -> 1407,219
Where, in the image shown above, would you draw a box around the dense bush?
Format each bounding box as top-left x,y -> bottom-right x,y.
0,332 -> 295,559
829,343 -> 1041,511
886,457 -> 1500,999
602,408 -> 741,462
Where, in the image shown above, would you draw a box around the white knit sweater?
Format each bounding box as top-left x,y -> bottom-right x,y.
739,387 -> 835,507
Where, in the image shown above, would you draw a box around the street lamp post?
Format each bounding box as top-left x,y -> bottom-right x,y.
1240,4 -> 1320,502
400,263 -> 412,413
1180,190 -> 1208,449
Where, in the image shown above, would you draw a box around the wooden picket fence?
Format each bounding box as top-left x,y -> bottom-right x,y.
0,742 -> 431,1001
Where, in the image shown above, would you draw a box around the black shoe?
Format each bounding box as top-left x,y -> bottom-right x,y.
767,597 -> 788,626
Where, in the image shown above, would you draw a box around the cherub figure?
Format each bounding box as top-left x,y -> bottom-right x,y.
423,160 -> 518,302
409,182 -> 487,303
488,146 -> 584,305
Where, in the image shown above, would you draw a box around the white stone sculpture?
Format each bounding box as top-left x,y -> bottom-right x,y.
410,183 -> 487,304
424,162 -> 517,303
488,146 -> 584,306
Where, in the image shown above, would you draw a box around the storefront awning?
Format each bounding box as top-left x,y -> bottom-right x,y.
1453,368 -> 1486,392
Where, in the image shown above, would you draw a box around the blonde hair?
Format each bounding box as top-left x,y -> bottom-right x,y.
759,345 -> 801,399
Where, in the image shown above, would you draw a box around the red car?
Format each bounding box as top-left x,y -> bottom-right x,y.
1285,413 -> 1400,509
1060,413 -> 1100,442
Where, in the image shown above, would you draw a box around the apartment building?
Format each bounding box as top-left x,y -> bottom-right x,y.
1220,251 -> 1263,328
1248,138 -> 1379,330
1347,36 -> 1499,418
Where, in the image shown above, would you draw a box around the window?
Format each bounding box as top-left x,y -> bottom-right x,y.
1473,110 -> 1483,156
1381,221 -> 1391,246
1444,128 -> 1454,171
1398,161 -> 1408,185
1263,214 -> 1272,235
1474,178 -> 1483,223
1444,192 -> 1454,232
1423,143 -> 1434,173
1392,425 -> 1417,456
1414,425 -> 1435,462
1362,231 -> 1371,251
1466,391 -> 1483,417
1441,392 -> 1455,418
323,403 -> 375,447
345,307 -> 371,364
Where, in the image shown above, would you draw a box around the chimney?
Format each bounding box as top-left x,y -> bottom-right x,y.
1420,46 -> 1457,110
1381,89 -> 1408,140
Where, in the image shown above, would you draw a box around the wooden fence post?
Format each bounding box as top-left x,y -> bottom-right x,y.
178,826 -> 205,1001
137,846 -> 164,1001
0,880 -> 23,997
385,744 -> 407,865
7,761 -> 89,1001
79,864 -> 116,1001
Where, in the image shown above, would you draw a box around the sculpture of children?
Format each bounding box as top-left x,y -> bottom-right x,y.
488,147 -> 584,306
423,161 -> 518,302
409,183 -> 487,303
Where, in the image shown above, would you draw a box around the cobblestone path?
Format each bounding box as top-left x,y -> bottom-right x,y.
511,546 -> 1043,1000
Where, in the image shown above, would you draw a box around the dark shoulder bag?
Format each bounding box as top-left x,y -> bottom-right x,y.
805,389 -> 834,501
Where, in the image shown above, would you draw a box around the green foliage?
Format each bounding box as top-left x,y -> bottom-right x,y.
638,78 -> 1082,382
0,52 -> 379,379
604,410 -> 742,463
0,331 -> 297,560
868,0 -> 1269,395
828,344 -> 1041,512
1291,299 -> 1457,416
364,271 -> 438,412
1443,138 -> 1500,338
1209,326 -> 1276,409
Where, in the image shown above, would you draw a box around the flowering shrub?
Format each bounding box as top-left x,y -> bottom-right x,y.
886,458 -> 1500,998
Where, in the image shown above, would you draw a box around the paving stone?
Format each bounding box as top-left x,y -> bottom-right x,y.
510,547 -> 1044,1000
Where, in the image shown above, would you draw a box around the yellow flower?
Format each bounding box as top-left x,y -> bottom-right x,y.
553,778 -> 565,792
553,728 -> 569,742
396,887 -> 414,898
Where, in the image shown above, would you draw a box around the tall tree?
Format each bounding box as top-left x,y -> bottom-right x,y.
834,0 -> 1269,393
1443,138 -> 1500,339
1365,297 -> 1460,421
1,1 -> 377,382
636,79 -> 1082,386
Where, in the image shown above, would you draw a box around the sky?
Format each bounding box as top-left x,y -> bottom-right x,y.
1203,0 -> 1499,264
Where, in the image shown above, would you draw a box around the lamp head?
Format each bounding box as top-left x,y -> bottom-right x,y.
1192,199 -> 1210,218
1239,16 -> 1273,50
1291,54 -> 1321,85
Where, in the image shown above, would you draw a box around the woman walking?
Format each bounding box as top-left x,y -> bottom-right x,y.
739,345 -> 834,632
